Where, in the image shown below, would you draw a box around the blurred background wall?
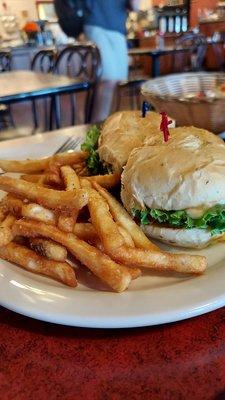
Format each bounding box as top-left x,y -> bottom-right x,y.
0,0 -> 52,22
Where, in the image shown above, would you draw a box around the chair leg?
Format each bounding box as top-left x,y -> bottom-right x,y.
49,96 -> 54,131
54,95 -> 61,130
31,100 -> 38,133
70,94 -> 76,126
85,88 -> 95,123
0,111 -> 6,130
8,105 -> 15,128
49,95 -> 61,130
44,98 -> 49,132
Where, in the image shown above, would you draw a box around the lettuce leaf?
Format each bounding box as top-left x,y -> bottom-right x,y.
81,125 -> 112,175
132,205 -> 225,236
81,125 -> 102,175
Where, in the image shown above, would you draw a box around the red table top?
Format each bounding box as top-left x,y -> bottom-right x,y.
1,307 -> 225,399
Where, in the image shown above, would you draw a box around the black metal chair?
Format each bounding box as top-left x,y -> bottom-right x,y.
31,48 -> 57,132
31,48 -> 57,73
55,43 -> 102,126
0,50 -> 15,130
174,32 -> 207,72
0,50 -> 11,72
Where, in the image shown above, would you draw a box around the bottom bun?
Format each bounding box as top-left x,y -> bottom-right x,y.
142,224 -> 220,249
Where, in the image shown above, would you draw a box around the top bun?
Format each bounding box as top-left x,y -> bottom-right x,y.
121,126 -> 225,212
98,110 -> 164,173
143,126 -> 223,147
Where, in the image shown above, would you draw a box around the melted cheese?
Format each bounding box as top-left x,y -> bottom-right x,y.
186,207 -> 206,219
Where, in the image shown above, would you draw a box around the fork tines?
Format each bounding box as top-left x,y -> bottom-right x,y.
54,137 -> 83,154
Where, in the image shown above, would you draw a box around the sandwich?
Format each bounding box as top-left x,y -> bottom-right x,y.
121,126 -> 225,248
81,110 -> 167,175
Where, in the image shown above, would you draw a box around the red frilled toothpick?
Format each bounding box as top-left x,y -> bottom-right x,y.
160,112 -> 172,142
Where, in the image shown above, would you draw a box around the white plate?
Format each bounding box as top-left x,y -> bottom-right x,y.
0,127 -> 225,328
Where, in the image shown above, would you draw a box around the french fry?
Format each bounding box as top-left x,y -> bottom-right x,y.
61,165 -> 81,191
29,238 -> 67,262
0,229 -> 14,247
52,151 -> 87,167
1,214 -> 16,228
80,179 -> 92,188
0,205 -> 7,223
73,222 -> 141,279
93,183 -> 159,251
44,162 -> 62,187
127,267 -> 142,280
88,189 -> 125,251
72,162 -> 89,177
37,174 -> 46,187
87,232 -> 141,280
80,173 -> 121,189
73,223 -> 98,242
88,188 -> 207,274
118,225 -> 135,248
113,246 -> 207,274
0,176 -> 88,213
0,242 -> 76,287
0,151 -> 87,173
0,214 -> 16,246
21,174 -> 42,183
2,195 -> 24,217
76,166 -> 89,177
58,214 -> 75,233
73,161 -> 86,170
22,203 -> 57,225
88,234 -> 141,280
13,220 -> 132,292
59,166 -> 81,229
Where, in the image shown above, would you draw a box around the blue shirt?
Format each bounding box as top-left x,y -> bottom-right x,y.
85,0 -> 128,34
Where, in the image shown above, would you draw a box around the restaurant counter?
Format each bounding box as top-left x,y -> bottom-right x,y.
137,33 -> 224,75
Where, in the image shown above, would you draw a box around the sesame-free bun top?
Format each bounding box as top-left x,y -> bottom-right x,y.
121,126 -> 225,212
98,110 -> 164,173
143,126 -> 223,147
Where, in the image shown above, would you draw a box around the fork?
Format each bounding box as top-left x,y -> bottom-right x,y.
54,136 -> 83,154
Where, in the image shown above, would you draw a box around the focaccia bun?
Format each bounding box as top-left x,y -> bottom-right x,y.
143,224 -> 220,249
98,110 -> 166,173
121,127 -> 225,212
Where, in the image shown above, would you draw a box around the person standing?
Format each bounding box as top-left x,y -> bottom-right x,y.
84,0 -> 141,121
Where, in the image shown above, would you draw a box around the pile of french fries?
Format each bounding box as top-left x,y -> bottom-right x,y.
0,150 -> 207,292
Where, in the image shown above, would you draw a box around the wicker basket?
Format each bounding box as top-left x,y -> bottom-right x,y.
141,72 -> 225,134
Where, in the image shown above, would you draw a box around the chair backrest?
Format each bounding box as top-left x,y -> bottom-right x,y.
31,48 -> 57,73
0,50 -> 11,72
55,43 -> 102,82
175,32 -> 207,72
